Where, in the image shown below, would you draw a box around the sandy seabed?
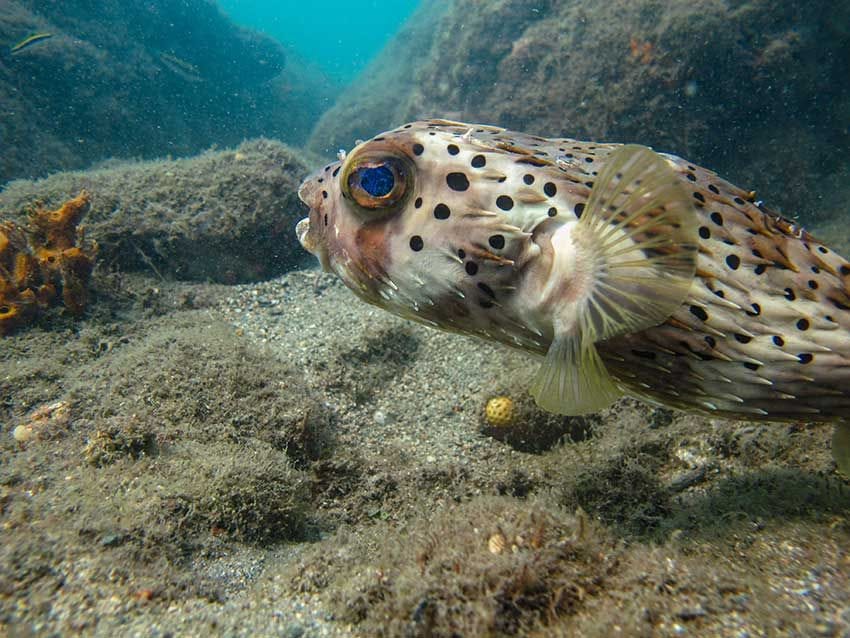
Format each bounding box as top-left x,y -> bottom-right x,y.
1,267 -> 848,637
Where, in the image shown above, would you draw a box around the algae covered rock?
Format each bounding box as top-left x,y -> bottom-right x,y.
292,497 -> 619,636
0,139 -> 315,283
0,0 -> 330,183
0,311 -> 332,624
309,0 -> 850,223
70,315 -> 335,471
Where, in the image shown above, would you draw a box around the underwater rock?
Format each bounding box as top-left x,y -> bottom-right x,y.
309,0 -> 850,224
0,0 -> 332,184
0,191 -> 96,335
0,140 -> 314,283
305,497 -> 619,635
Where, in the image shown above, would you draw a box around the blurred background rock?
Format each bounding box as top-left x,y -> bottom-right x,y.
0,0 -> 335,184
2,0 -> 848,281
310,0 -> 850,224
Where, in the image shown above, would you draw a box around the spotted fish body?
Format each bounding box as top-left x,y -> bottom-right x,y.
296,119 -> 850,471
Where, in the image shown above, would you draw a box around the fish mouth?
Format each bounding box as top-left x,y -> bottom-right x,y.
296,217 -> 311,249
295,216 -> 332,272
296,176 -> 329,269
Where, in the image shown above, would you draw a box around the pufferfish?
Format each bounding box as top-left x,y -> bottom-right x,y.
295,119 -> 850,474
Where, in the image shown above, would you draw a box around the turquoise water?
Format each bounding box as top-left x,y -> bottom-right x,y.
217,0 -> 421,82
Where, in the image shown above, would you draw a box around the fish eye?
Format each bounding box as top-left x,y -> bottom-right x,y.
358,165 -> 395,198
342,151 -> 412,213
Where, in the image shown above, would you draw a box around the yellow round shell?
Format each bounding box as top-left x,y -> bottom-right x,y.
485,396 -> 516,428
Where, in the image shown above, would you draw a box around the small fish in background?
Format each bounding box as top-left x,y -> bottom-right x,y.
296,119 -> 850,476
9,32 -> 53,55
157,51 -> 203,82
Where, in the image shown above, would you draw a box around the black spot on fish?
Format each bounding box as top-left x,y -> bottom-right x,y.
446,172 -> 470,191
747,303 -> 761,316
708,184 -> 720,194
496,195 -> 514,211
693,191 -> 705,203
734,333 -> 752,344
725,254 -> 740,270
409,235 -> 424,251
548,207 -> 558,217
447,144 -> 460,155
414,197 -> 423,208
477,282 -> 496,298
710,212 -> 723,226
523,174 -> 535,185
698,226 -> 710,239
544,182 -> 557,197
434,203 -> 451,220
574,203 -> 585,218
471,154 -> 486,168
796,318 -> 810,330
744,362 -> 760,371
808,280 -> 818,290
632,349 -> 657,359
773,336 -> 784,347
465,261 -> 478,276
785,288 -> 796,301
488,234 -> 505,250
798,353 -> 813,364
413,143 -> 424,156
689,305 -> 709,321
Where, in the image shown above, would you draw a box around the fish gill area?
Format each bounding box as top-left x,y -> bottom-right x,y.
1,1 -> 849,636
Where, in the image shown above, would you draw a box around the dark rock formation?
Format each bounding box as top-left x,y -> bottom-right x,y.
0,0 -> 332,184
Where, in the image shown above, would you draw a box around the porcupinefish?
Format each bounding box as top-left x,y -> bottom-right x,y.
295,119 -> 850,474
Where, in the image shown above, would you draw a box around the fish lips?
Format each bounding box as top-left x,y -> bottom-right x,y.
296,178 -> 332,272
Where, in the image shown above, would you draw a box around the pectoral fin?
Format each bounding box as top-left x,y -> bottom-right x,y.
531,145 -> 699,415
531,332 -> 621,416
